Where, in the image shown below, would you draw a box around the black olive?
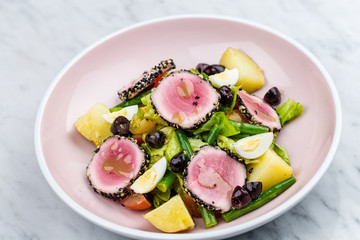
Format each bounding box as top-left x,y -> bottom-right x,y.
264,87 -> 281,106
203,64 -> 225,76
169,152 -> 186,173
243,182 -> 262,200
219,86 -> 234,105
145,130 -> 166,149
110,116 -> 130,135
195,63 -> 210,73
231,185 -> 252,209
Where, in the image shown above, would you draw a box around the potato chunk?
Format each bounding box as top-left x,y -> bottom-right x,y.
219,47 -> 265,93
247,148 -> 293,192
143,195 -> 195,233
74,103 -> 113,146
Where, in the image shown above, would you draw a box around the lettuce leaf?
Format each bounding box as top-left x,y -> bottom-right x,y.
188,138 -> 207,151
276,99 -> 303,126
140,93 -> 167,125
270,142 -> 290,165
164,131 -> 182,161
193,112 -> 239,137
219,86 -> 240,114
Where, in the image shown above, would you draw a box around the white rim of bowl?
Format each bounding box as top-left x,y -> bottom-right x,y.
34,14 -> 342,240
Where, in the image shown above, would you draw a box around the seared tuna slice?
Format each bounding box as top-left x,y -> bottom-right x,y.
237,90 -> 281,131
151,70 -> 220,129
117,59 -> 176,101
86,136 -> 149,200
183,146 -> 246,212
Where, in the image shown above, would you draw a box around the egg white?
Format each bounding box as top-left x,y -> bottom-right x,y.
234,132 -> 273,159
102,105 -> 138,123
130,157 -> 167,194
209,68 -> 239,88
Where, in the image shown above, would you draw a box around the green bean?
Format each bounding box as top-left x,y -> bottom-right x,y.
175,130 -> 193,160
231,134 -> 250,140
156,171 -> 176,193
229,120 -> 269,135
222,176 -> 296,222
206,124 -> 221,145
199,206 -> 218,228
110,90 -> 151,112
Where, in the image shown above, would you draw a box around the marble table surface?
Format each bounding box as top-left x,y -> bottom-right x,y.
1,0 -> 359,239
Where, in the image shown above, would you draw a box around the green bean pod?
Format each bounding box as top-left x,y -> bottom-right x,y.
175,130 -> 193,160
110,90 -> 151,112
206,124 -> 221,145
222,176 -> 296,222
229,120 -> 269,135
199,206 -> 218,228
156,171 -> 177,193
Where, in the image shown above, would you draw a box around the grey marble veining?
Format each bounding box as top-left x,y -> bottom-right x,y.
0,0 -> 359,239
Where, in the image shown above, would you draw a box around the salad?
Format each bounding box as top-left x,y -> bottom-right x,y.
74,47 -> 303,233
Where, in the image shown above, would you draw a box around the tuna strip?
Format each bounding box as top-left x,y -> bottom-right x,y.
183,146 -> 246,212
86,136 -> 148,200
151,70 -> 219,129
237,90 -> 281,131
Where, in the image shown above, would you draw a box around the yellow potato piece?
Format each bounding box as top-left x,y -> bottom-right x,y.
247,148 -> 293,192
219,47 -> 265,93
74,103 -> 113,146
143,195 -> 195,233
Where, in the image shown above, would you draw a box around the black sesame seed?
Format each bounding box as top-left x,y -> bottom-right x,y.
249,168 -> 253,174
195,96 -> 200,99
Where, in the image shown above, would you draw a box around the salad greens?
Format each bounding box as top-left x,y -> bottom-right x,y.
276,98 -> 303,126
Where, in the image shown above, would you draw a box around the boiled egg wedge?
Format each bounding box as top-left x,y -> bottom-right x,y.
234,132 -> 273,159
102,105 -> 138,123
209,68 -> 239,88
130,157 -> 167,194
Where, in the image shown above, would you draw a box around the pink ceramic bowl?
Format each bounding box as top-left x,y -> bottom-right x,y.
35,15 -> 341,239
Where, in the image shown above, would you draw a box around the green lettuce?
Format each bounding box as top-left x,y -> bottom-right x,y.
270,142 -> 290,165
219,86 -> 240,114
140,93 -> 167,125
193,112 -> 239,137
190,68 -> 209,80
188,138 -> 207,151
276,99 -> 303,126
164,131 -> 182,161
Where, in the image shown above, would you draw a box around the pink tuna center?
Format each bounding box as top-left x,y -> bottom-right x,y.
241,93 -> 276,122
196,159 -> 232,198
102,153 -> 134,178
177,79 -> 194,99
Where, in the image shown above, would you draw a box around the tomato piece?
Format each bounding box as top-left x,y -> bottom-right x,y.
130,115 -> 156,134
132,134 -> 145,144
153,73 -> 165,88
119,193 -> 151,210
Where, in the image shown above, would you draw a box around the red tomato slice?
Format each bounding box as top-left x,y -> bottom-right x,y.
119,193 -> 151,210
132,134 -> 145,144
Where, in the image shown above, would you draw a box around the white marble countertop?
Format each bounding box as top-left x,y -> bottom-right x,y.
1,0 -> 358,239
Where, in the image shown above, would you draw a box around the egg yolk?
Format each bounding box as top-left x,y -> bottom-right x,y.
239,138 -> 260,152
131,168 -> 157,191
